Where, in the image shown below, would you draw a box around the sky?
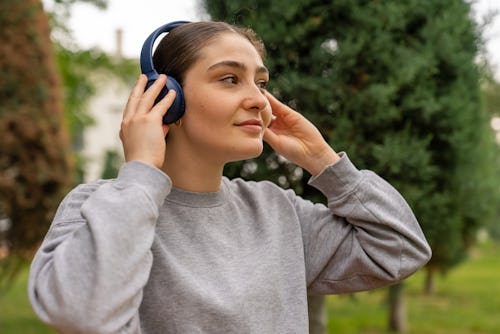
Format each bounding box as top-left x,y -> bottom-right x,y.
42,0 -> 500,79
43,0 -> 207,57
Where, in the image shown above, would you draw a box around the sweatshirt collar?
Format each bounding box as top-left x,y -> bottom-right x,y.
165,179 -> 228,208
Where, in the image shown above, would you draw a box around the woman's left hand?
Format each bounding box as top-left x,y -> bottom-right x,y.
263,91 -> 340,176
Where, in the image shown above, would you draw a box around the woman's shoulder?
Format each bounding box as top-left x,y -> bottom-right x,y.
54,179 -> 114,220
66,178 -> 113,200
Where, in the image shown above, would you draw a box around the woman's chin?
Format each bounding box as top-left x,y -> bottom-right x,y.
227,143 -> 264,163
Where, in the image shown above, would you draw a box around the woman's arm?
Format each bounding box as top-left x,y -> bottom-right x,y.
29,74 -> 176,333
28,162 -> 171,333
297,153 -> 431,294
264,92 -> 431,294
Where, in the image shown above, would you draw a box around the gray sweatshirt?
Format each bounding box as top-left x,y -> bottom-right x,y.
28,153 -> 431,334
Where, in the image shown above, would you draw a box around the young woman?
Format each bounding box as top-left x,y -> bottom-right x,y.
29,21 -> 431,334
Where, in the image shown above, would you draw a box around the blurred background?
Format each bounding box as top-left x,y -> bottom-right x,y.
1,0 -> 499,333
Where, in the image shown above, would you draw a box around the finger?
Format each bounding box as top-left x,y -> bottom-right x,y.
137,74 -> 168,113
152,89 -> 177,117
123,74 -> 148,121
263,127 -> 281,151
264,91 -> 294,117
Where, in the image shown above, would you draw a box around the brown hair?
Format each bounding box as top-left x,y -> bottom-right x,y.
152,21 -> 266,85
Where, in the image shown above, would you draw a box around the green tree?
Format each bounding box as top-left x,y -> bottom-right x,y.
479,70 -> 500,240
0,0 -> 73,288
100,149 -> 123,179
204,0 -> 496,332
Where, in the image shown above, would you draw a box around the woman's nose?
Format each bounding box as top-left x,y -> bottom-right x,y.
242,84 -> 268,112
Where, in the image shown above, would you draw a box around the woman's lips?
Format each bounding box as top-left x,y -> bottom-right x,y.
235,119 -> 263,133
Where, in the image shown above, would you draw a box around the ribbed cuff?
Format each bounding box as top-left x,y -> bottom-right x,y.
116,161 -> 172,206
308,152 -> 363,199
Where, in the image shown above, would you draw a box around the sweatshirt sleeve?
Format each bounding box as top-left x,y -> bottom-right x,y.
28,161 -> 171,334
298,153 -> 431,295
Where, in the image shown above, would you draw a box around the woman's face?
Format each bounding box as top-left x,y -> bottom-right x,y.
172,32 -> 272,164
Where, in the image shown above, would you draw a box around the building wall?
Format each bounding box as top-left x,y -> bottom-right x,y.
82,73 -> 128,182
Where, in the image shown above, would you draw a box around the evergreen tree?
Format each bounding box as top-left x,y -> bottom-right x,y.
0,0 -> 73,287
479,71 -> 500,240
204,0 -> 495,332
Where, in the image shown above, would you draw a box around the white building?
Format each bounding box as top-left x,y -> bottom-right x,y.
81,72 -> 129,182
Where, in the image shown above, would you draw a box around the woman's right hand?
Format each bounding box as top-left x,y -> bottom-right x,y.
120,74 -> 177,169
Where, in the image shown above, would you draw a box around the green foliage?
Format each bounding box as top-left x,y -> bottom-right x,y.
480,74 -> 500,239
483,76 -> 500,116
53,0 -> 107,9
205,0 -> 498,273
100,149 -> 122,179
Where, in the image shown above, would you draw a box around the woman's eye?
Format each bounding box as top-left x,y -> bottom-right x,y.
221,76 -> 238,84
256,80 -> 268,89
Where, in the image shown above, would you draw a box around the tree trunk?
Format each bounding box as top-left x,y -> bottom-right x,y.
388,283 -> 407,333
308,295 -> 326,334
424,267 -> 436,295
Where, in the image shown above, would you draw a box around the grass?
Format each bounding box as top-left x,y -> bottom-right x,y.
0,241 -> 498,333
326,240 -> 500,333
0,267 -> 55,334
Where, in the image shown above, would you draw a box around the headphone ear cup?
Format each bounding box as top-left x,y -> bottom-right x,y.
163,77 -> 185,124
146,76 -> 185,124
140,21 -> 189,124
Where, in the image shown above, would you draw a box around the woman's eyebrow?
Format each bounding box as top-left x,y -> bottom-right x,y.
207,60 -> 269,75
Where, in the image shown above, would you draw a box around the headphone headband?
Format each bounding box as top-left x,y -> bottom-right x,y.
140,20 -> 190,79
140,20 -> 190,124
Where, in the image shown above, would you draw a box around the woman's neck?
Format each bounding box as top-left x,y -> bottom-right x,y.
160,143 -> 224,193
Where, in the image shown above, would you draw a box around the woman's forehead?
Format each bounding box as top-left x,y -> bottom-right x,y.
196,33 -> 265,68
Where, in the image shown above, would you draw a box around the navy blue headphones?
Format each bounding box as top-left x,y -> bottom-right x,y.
140,21 -> 190,124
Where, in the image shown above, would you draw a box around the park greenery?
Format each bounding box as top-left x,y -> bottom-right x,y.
0,0 -> 499,333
